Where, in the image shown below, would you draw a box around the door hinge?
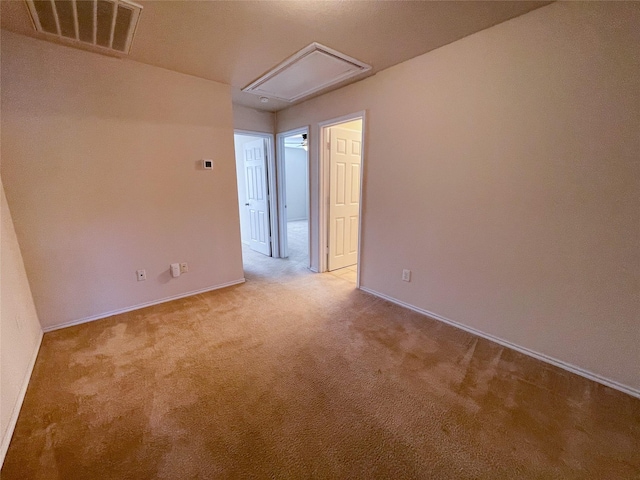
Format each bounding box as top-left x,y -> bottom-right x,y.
326,245 -> 329,254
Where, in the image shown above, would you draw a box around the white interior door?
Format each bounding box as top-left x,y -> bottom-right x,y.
244,138 -> 271,256
328,126 -> 361,271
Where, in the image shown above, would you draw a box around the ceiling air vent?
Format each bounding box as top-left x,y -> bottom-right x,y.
25,0 -> 142,54
243,43 -> 371,103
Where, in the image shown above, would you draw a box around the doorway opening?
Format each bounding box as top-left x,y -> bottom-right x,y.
319,115 -> 364,285
276,127 -> 310,269
233,131 -> 278,263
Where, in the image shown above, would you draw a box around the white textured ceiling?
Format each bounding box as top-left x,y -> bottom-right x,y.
1,0 -> 551,112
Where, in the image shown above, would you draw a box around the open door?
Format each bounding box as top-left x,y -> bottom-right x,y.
278,129 -> 310,264
244,138 -> 271,256
328,126 -> 361,271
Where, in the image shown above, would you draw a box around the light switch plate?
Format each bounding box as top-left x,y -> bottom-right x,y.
402,269 -> 411,282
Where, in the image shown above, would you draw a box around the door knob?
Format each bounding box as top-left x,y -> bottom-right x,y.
245,203 -> 250,206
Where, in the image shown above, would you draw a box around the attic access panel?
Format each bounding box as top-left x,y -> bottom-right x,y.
243,43 -> 371,103
25,0 -> 142,54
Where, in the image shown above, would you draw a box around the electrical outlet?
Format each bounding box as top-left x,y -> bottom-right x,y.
171,263 -> 181,278
402,269 -> 411,282
137,269 -> 146,281
180,262 -> 189,273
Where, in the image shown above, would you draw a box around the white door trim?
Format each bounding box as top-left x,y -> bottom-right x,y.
276,126 -> 310,266
318,111 -> 366,286
234,130 -> 278,257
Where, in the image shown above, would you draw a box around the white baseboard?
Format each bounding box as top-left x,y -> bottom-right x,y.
359,286 -> 640,400
42,279 -> 246,333
0,329 -> 43,467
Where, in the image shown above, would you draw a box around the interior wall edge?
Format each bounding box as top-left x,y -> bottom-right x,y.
41,279 -> 246,333
0,330 -> 43,467
233,104 -> 276,135
359,286 -> 640,400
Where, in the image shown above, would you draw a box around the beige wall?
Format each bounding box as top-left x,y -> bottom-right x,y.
1,181 -> 43,464
233,104 -> 275,134
1,31 -> 244,329
277,2 -> 640,393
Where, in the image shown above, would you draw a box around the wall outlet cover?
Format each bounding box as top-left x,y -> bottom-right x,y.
170,263 -> 181,278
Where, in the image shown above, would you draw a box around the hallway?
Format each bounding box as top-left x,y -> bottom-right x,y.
242,219 -> 357,285
284,219 -> 308,267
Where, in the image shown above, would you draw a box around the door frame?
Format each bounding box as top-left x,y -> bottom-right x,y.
234,130 -> 279,256
276,126 -> 310,265
318,111 -> 366,285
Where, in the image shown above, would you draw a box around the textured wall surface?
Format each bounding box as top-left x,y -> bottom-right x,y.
1,32 -> 244,329
1,182 -> 42,464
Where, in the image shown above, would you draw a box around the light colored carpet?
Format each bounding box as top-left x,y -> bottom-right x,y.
285,219 -> 309,267
2,247 -> 639,479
